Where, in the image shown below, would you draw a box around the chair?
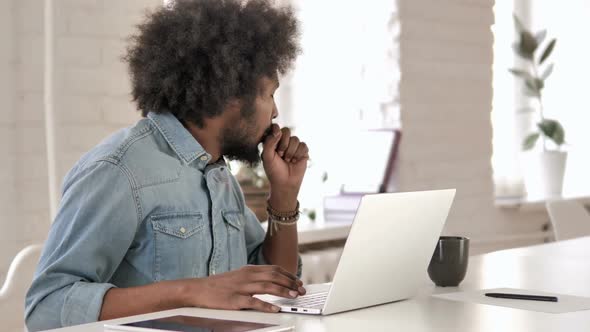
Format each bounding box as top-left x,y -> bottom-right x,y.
546,200 -> 590,241
0,243 -> 43,332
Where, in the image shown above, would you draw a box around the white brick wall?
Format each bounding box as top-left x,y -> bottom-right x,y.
1,0 -> 23,284
0,0 -> 161,287
397,0 -> 548,254
102,96 -> 140,125
56,37 -> 102,67
53,0 -> 160,182
16,92 -> 45,123
55,95 -> 103,124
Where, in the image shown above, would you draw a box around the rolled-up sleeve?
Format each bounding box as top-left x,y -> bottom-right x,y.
25,160 -> 139,331
243,208 -> 303,278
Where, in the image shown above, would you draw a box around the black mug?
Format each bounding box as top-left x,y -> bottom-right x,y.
427,236 -> 469,287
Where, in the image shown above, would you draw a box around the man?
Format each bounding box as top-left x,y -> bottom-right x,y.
25,0 -> 308,330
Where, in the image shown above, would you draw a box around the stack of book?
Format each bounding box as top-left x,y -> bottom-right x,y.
323,193 -> 364,223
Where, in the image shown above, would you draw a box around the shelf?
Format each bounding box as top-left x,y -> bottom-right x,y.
261,218 -> 352,245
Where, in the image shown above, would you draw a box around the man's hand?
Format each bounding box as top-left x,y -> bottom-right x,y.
182,265 -> 306,313
260,124 -> 307,273
99,265 -> 306,320
261,124 -> 309,208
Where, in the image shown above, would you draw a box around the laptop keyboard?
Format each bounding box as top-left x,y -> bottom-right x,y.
274,291 -> 329,308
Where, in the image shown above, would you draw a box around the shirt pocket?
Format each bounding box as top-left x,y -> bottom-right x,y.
151,212 -> 208,281
223,211 -> 247,271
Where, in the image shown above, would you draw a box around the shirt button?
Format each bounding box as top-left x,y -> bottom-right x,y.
180,227 -> 186,234
200,155 -> 208,161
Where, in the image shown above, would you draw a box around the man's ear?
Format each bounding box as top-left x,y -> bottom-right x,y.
225,98 -> 243,115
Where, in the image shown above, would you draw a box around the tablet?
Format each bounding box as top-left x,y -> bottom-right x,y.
103,315 -> 293,332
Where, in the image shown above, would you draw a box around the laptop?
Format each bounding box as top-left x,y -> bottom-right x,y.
257,189 -> 456,315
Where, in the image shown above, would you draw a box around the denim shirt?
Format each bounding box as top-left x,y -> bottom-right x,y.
25,112 -> 300,331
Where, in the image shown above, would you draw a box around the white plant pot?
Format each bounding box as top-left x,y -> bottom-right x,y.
521,151 -> 568,199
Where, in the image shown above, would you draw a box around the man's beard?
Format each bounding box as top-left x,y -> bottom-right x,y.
221,119 -> 273,167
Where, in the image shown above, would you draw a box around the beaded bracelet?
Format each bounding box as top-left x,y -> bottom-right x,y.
267,200 -> 300,236
267,200 -> 300,218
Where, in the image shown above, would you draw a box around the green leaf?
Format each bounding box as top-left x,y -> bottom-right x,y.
537,119 -> 556,136
524,78 -> 543,96
539,39 -> 556,64
522,132 -> 540,150
512,43 -> 532,60
520,31 -> 539,56
513,14 -> 525,33
541,63 -> 554,80
535,30 -> 547,45
508,68 -> 533,80
552,127 -> 565,145
524,85 -> 539,97
537,119 -> 565,146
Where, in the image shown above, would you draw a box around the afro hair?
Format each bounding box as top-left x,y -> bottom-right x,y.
124,0 -> 300,127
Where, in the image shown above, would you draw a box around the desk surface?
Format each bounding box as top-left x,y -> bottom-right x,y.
495,193 -> 590,210
47,237 -> 590,332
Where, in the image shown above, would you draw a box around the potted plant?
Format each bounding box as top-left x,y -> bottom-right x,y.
510,14 -> 566,198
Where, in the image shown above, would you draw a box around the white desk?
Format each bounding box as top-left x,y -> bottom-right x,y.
46,237 -> 590,332
495,193 -> 590,210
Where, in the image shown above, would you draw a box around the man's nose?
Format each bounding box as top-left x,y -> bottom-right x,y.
272,103 -> 279,119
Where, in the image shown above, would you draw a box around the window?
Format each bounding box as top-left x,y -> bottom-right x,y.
277,0 -> 400,209
492,1 -> 590,199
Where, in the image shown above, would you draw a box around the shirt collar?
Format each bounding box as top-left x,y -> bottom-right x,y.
147,112 -> 211,167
